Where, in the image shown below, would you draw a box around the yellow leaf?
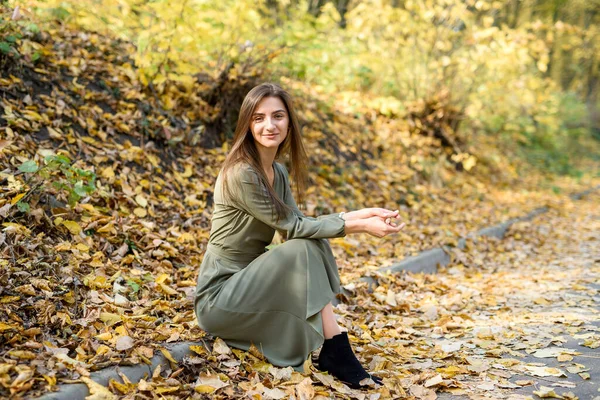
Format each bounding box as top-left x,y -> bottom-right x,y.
95,332 -> 113,341
8,350 -> 36,360
296,377 -> 315,400
2,222 -> 30,235
11,193 -> 25,205
195,373 -> 229,393
76,243 -> 89,252
190,345 -> 208,356
62,220 -> 82,235
146,154 -> 159,168
55,242 -> 71,251
138,379 -> 152,391
101,167 -> 115,180
135,194 -> 147,208
43,374 -> 57,386
248,343 -> 266,360
16,284 -> 36,296
0,322 -> 16,332
0,296 -> 20,303
533,386 -> 562,398
195,385 -> 217,394
22,110 -> 43,121
176,232 -> 194,243
181,164 -> 194,178
117,123 -> 130,133
81,136 -> 98,145
81,377 -> 117,400
97,221 -> 115,234
436,365 -> 464,378
212,338 -> 231,355
462,155 -> 477,171
522,366 -> 566,377
115,325 -> 127,337
582,338 -> 600,349
557,354 -> 573,362
156,386 -> 180,394
158,282 -> 179,296
99,312 -> 122,327
133,207 -> 147,217
108,379 -> 130,395
48,127 -> 62,139
31,278 -> 51,291
159,348 -> 178,365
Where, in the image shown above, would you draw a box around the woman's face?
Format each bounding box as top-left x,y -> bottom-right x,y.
249,96 -> 289,151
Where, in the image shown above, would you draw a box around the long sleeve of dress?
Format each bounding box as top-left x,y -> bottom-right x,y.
234,164 -> 345,240
278,164 -> 340,221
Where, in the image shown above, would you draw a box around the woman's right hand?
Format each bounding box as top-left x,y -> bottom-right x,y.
362,216 -> 406,238
344,215 -> 406,237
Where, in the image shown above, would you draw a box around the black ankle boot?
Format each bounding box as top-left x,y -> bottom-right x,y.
317,332 -> 382,389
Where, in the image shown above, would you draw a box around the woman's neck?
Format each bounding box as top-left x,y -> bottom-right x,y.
257,147 -> 277,174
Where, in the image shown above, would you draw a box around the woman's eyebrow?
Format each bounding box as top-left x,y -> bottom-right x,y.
252,109 -> 287,116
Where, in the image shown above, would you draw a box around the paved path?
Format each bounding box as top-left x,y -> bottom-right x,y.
434,192 -> 599,400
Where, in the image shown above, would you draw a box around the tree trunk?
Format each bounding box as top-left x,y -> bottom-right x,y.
584,9 -> 599,138
308,0 -> 327,17
545,0 -> 562,79
510,0 -> 521,28
335,0 -> 350,29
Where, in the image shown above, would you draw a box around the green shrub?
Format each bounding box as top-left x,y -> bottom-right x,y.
16,155 -> 96,213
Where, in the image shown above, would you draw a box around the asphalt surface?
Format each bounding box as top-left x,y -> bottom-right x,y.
437,194 -> 599,400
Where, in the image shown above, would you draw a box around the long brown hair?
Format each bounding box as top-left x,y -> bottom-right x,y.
221,83 -> 308,220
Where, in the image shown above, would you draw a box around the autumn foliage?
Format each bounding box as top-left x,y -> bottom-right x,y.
0,1 -> 599,398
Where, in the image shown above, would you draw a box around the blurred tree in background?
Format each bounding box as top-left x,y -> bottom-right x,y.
17,0 -> 600,173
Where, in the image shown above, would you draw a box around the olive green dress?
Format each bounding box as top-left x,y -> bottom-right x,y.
194,162 -> 346,370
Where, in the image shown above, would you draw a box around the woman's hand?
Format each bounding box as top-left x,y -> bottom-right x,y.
343,213 -> 406,237
362,216 -> 406,238
343,208 -> 399,222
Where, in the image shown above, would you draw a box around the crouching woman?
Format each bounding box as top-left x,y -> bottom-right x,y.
194,83 -> 404,389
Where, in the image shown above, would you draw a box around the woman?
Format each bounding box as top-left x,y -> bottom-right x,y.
194,83 -> 404,389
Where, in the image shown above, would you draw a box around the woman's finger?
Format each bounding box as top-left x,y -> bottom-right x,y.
385,222 -> 405,234
381,209 -> 399,218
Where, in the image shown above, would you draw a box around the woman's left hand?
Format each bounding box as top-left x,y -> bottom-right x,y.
343,208 -> 399,222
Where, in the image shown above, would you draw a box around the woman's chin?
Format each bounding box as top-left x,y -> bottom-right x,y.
258,141 -> 282,149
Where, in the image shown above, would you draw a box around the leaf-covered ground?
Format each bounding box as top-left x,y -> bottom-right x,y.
1,10 -> 599,400
4,173 -> 596,399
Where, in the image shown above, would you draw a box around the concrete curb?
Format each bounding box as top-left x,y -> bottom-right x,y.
35,186 -> 598,400
35,341 -> 205,400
